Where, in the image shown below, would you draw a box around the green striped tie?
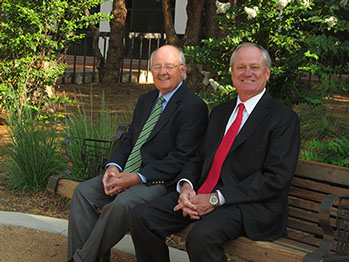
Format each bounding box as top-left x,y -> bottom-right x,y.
123,96 -> 165,173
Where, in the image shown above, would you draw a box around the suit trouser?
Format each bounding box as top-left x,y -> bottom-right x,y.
130,191 -> 244,262
67,174 -> 167,262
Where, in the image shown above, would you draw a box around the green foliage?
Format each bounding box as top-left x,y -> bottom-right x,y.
295,103 -> 347,141
198,90 -> 235,111
0,0 -> 106,116
196,77 -> 239,110
185,0 -> 349,107
2,109 -> 66,192
62,89 -> 130,179
300,135 -> 349,167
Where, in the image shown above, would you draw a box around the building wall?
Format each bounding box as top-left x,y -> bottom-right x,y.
98,0 -> 188,56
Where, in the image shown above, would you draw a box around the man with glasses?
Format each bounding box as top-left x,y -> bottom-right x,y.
67,45 -> 208,262
130,42 -> 300,262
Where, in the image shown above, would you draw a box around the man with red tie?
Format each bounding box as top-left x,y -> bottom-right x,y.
130,42 -> 301,262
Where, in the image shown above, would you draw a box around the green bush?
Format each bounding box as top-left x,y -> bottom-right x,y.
295,103 -> 347,141
2,109 -> 66,192
300,135 -> 349,167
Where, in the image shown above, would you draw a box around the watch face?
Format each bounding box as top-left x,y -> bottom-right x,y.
210,194 -> 218,206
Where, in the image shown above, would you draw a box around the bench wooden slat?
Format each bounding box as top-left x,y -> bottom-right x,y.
289,206 -> 319,223
287,218 -> 322,236
296,160 -> 349,185
287,229 -> 321,247
288,196 -> 321,213
291,177 -> 349,196
224,236 -> 313,262
275,238 -> 318,253
289,187 -> 328,203
289,197 -> 339,218
55,179 -> 80,199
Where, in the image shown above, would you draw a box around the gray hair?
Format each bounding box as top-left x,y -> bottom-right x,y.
149,45 -> 187,80
230,42 -> 271,70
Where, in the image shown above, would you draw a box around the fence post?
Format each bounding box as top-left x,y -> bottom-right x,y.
129,33 -> 135,82
120,37 -> 126,83
72,45 -> 77,84
137,37 -> 143,81
83,37 -> 87,84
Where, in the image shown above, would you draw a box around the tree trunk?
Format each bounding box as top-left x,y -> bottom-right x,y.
104,0 -> 127,83
84,9 -> 106,82
204,0 -> 218,39
183,0 -> 204,46
230,0 -> 247,7
182,0 -> 205,93
161,0 -> 180,46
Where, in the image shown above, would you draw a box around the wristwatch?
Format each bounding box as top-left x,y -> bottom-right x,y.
209,192 -> 219,208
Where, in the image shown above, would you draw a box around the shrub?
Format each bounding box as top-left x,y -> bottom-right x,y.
2,109 -> 66,192
62,89 -> 132,179
300,135 -> 349,167
295,103 -> 347,141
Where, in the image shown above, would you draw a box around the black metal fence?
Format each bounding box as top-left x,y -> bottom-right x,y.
61,32 -> 347,88
60,32 -> 167,84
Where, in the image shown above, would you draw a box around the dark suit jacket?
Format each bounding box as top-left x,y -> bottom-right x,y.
179,92 -> 300,241
107,82 -> 208,186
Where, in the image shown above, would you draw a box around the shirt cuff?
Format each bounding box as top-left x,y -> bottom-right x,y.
137,173 -> 147,183
216,190 -> 226,205
106,163 -> 122,172
106,163 -> 146,183
176,178 -> 193,193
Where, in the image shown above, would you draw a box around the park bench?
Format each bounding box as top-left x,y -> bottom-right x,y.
47,125 -> 349,262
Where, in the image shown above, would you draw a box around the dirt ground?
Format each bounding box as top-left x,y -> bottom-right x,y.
0,82 -> 348,262
0,225 -> 136,262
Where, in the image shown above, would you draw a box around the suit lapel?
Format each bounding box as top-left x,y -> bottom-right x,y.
212,100 -> 236,154
228,92 -> 272,154
135,90 -> 158,136
146,82 -> 188,142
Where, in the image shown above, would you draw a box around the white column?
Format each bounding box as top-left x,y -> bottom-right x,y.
99,1 -> 112,57
174,0 -> 188,34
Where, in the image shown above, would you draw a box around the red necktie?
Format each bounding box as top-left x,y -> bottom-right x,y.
197,103 -> 245,194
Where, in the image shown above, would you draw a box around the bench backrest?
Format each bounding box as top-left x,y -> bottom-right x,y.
288,159 -> 349,252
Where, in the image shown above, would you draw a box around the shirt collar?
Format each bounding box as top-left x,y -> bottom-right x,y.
236,88 -> 266,115
159,81 -> 183,102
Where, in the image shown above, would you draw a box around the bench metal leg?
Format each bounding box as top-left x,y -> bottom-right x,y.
321,256 -> 349,262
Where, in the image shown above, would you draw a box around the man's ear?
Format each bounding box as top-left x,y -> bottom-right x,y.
265,67 -> 271,81
180,64 -> 187,78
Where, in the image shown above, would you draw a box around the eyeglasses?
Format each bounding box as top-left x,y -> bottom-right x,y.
151,64 -> 182,73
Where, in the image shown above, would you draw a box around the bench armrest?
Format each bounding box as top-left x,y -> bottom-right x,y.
303,194 -> 349,262
46,124 -> 128,194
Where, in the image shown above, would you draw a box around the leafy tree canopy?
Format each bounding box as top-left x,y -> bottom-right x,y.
185,0 -> 349,107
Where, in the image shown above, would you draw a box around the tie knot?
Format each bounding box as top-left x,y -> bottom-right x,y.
158,96 -> 165,104
238,103 -> 245,111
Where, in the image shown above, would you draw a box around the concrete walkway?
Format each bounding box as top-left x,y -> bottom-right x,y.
0,211 -> 189,262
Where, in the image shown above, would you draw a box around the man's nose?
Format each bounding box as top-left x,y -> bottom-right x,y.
243,67 -> 252,75
158,66 -> 168,73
